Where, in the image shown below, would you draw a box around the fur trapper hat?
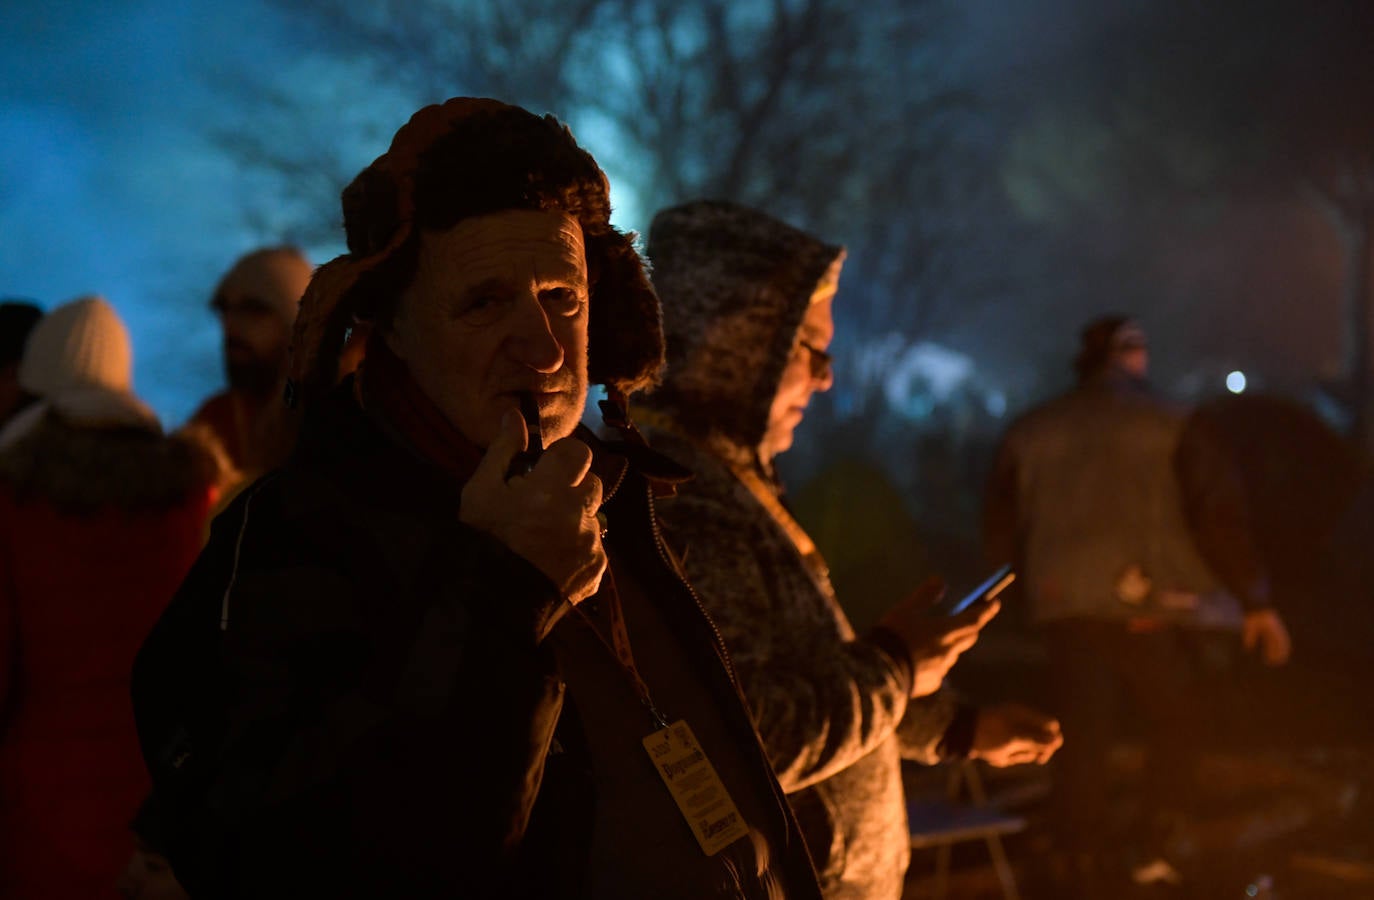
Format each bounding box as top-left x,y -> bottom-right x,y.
289,98 -> 663,408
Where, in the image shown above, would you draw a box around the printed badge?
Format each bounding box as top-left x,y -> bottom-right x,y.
643,720 -> 750,856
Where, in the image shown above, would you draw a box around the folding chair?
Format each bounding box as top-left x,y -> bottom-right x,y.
907,759 -> 1026,900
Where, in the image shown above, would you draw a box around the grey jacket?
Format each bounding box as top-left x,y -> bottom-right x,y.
643,201 -> 959,900
984,372 -> 1269,624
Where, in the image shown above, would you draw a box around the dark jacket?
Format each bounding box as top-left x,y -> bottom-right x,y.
133,384 -> 821,899
984,372 -> 1270,624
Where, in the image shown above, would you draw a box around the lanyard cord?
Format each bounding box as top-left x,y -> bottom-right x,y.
569,565 -> 671,731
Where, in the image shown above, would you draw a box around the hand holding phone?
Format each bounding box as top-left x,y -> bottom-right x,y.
877,574 -> 1005,697
930,565 -> 1015,618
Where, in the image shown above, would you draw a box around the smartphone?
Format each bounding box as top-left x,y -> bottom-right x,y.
506,391 -> 545,478
930,564 -> 1015,617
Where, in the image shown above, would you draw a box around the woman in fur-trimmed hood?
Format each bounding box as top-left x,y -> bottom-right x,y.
0,297 -> 216,899
640,201 -> 1060,900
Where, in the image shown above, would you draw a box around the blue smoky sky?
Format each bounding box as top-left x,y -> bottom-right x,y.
6,0 -> 1338,430
0,0 -> 666,426
1,1 -> 353,425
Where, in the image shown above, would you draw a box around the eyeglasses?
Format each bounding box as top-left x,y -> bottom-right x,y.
797,339 -> 833,378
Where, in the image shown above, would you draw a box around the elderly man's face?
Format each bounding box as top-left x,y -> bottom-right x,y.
386,209 -> 590,447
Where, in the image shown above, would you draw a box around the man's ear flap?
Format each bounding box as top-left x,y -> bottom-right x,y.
587,230 -> 665,397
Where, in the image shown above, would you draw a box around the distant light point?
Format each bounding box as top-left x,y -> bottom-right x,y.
1226,371 -> 1247,394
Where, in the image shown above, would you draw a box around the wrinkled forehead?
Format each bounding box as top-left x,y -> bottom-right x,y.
415,209 -> 587,288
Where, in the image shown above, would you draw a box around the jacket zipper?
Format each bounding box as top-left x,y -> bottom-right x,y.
643,485 -> 740,690
645,479 -> 820,895
218,476 -> 273,631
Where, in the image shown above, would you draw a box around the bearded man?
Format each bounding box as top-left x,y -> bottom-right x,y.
187,247 -> 312,482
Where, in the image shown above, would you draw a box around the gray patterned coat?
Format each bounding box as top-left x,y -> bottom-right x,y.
641,201 -> 960,900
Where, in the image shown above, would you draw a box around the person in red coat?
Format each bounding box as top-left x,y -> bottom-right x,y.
0,296 -> 217,898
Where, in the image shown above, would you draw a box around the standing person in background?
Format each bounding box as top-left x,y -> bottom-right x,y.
0,300 -> 43,428
185,247 -> 311,490
639,200 -> 1062,900
0,297 -> 217,898
984,315 -> 1291,896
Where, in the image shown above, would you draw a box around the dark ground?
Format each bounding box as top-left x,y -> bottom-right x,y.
898,630 -> 1374,899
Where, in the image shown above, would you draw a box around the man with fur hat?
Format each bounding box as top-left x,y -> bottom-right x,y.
185,246 -> 312,484
983,315 -> 1290,894
0,296 -> 217,899
133,100 -> 824,899
638,200 -> 1062,900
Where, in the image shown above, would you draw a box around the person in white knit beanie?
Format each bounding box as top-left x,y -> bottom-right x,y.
0,295 -> 159,450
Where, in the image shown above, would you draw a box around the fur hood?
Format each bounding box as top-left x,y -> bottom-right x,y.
0,412 -> 219,514
642,200 -> 843,455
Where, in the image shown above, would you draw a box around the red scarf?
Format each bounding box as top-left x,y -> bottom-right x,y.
356,334 -> 485,484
